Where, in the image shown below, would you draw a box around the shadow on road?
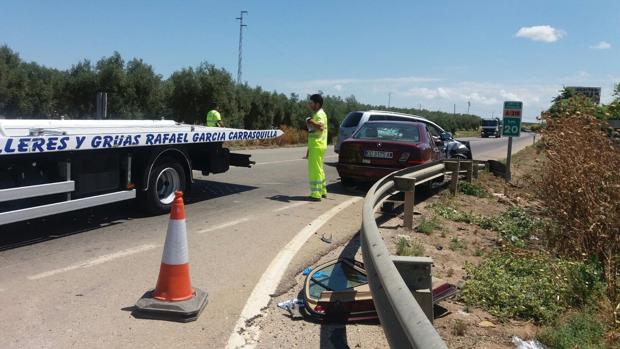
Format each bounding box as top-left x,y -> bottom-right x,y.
0,179 -> 256,251
266,181 -> 364,204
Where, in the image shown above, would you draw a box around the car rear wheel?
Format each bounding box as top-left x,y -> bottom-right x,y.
144,158 -> 187,214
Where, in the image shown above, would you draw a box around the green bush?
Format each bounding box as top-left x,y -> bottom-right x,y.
430,203 -> 476,223
479,207 -> 543,247
416,216 -> 439,235
449,237 -> 467,251
461,252 -> 605,323
458,181 -> 489,198
537,311 -> 606,349
396,237 -> 424,257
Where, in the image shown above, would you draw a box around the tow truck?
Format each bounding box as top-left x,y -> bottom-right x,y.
0,119 -> 282,226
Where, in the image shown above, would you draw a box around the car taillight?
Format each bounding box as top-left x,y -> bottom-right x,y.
314,304 -> 326,314
398,152 -> 410,163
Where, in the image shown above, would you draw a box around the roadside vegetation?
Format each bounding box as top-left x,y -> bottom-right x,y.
0,45 -> 481,145
395,235 -> 424,257
412,91 -> 620,347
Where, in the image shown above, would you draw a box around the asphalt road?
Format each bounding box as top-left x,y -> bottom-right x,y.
0,134 -> 534,348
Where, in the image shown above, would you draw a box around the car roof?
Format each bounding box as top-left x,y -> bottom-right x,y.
363,120 -> 424,126
353,110 -> 445,131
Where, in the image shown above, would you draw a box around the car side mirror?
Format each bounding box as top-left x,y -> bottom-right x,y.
440,132 -> 452,141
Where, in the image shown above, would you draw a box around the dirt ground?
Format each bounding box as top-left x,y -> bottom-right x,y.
254,145 -> 544,349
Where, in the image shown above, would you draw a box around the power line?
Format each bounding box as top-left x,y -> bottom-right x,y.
236,10 -> 248,84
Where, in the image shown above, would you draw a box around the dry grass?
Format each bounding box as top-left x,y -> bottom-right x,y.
538,106 -> 620,301
226,125 -> 307,149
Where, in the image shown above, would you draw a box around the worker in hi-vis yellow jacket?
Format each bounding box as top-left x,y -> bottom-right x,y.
206,103 -> 223,127
306,94 -> 328,201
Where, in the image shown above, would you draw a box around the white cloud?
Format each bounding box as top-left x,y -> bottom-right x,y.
276,71 -> 615,122
590,41 -> 611,50
515,25 -> 565,43
305,76 -> 440,86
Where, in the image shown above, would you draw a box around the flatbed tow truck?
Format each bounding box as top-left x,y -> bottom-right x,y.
0,119 -> 282,225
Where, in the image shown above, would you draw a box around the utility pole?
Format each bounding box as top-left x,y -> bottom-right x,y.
236,10 -> 248,85
388,92 -> 392,108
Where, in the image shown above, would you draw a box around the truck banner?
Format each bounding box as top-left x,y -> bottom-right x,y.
0,129 -> 283,155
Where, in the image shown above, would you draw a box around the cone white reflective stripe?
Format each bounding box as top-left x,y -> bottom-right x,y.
161,219 -> 189,265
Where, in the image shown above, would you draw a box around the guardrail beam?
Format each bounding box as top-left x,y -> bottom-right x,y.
362,160 -> 450,348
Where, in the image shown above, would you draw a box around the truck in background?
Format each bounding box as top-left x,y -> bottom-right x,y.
480,118 -> 501,138
0,119 -> 282,226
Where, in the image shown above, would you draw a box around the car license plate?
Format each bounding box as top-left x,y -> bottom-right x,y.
364,150 -> 393,159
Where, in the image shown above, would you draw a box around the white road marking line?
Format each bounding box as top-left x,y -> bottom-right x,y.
256,154 -> 337,166
27,244 -> 158,280
274,201 -> 308,212
226,197 -> 362,349
197,217 -> 252,234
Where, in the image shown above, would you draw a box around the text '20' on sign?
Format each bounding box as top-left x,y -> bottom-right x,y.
502,101 -> 522,137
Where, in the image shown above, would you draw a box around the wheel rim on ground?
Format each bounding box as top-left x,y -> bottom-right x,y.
155,167 -> 181,205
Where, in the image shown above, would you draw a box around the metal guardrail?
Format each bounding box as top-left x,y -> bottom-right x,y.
361,159 -> 484,349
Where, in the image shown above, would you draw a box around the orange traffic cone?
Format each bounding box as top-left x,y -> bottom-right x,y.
134,192 -> 208,322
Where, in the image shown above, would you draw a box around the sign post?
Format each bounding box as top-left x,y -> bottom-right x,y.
502,101 -> 523,182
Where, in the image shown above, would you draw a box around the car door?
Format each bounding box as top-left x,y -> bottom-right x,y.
426,126 -> 444,160
426,123 -> 447,158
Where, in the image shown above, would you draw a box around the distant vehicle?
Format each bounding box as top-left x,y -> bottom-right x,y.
337,120 -> 470,185
480,118 -> 501,138
336,110 -> 446,153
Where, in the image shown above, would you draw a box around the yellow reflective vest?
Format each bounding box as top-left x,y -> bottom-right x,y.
206,110 -> 221,127
308,109 -> 328,149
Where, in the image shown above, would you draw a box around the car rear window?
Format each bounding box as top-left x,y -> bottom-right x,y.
341,112 -> 363,127
353,122 -> 421,142
308,261 -> 368,299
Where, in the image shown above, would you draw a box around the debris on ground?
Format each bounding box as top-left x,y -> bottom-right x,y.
276,298 -> 305,316
320,233 -> 333,243
512,336 -> 547,349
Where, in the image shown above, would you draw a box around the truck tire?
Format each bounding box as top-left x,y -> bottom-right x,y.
144,158 -> 187,214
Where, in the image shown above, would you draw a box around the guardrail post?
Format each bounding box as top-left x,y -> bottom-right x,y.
391,256 -> 434,322
474,160 -> 487,179
472,160 -> 479,179
461,160 -> 473,182
394,176 -> 416,230
444,161 -> 460,195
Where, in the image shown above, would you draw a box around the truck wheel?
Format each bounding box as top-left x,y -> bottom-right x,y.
145,159 -> 187,214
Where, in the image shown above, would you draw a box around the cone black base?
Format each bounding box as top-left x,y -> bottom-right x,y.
133,288 -> 208,323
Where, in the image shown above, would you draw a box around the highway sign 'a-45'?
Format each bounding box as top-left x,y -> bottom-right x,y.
502,101 -> 522,137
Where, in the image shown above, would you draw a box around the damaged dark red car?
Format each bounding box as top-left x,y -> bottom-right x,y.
337,121 -> 446,185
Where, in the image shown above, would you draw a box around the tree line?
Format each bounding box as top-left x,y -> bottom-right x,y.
0,45 -> 482,136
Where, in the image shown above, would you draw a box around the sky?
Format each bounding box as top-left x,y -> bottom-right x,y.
1,0 -> 619,121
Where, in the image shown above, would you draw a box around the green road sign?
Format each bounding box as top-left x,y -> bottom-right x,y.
502,101 -> 522,137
